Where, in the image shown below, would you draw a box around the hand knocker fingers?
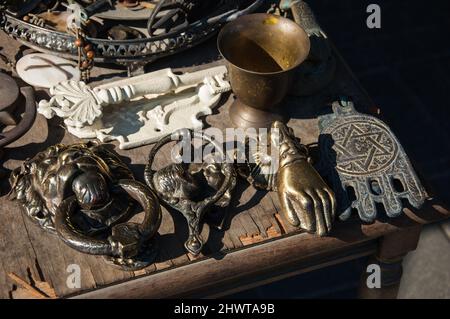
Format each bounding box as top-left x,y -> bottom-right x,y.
307,191 -> 326,237
280,191 -> 300,227
296,191 -> 316,233
317,189 -> 333,233
324,187 -> 337,220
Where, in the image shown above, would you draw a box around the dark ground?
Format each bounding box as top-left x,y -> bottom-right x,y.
230,0 -> 450,299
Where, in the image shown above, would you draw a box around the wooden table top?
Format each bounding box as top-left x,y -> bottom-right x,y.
0,30 -> 448,299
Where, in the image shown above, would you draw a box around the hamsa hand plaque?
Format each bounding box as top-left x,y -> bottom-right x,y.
318,100 -> 428,222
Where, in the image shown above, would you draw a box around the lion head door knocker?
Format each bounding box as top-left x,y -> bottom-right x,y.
318,100 -> 428,222
237,121 -> 336,236
145,129 -> 236,256
9,142 -> 162,270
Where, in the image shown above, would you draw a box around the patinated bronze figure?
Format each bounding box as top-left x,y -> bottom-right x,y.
145,129 -> 236,255
275,121 -> 336,236
9,142 -> 162,270
238,121 -> 337,236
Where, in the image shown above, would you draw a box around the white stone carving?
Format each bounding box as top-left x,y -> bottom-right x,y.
38,66 -> 230,149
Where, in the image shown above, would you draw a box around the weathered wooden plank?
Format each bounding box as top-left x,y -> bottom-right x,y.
8,272 -> 57,299
72,199 -> 450,299
22,214 -> 98,297
152,210 -> 175,272
0,202 -> 41,299
224,213 -> 246,249
72,217 -> 415,299
258,195 -> 284,237
221,230 -> 236,250
239,187 -> 269,238
0,111 -> 53,299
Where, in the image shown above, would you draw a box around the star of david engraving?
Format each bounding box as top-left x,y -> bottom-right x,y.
318,100 -> 427,222
331,121 -> 398,176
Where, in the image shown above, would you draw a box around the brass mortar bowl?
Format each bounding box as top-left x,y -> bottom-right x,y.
218,13 -> 310,129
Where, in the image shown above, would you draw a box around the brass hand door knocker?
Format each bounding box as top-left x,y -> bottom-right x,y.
238,121 -> 337,236
9,142 -> 162,270
145,129 -> 236,256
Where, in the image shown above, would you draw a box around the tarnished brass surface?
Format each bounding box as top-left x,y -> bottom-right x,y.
145,129 -> 236,256
218,13 -> 310,129
238,121 -> 337,236
9,142 -> 162,270
274,121 -> 336,236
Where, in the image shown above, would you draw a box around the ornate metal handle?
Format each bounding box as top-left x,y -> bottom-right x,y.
145,130 -> 233,210
0,86 -> 36,148
55,179 -> 162,270
145,129 -> 235,255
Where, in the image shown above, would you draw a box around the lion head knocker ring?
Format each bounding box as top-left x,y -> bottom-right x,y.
9,142 -> 162,270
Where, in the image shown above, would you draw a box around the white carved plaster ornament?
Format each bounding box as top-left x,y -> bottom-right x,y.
38,66 -> 231,149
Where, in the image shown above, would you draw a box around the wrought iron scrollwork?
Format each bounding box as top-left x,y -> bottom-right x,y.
0,1 -> 264,68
